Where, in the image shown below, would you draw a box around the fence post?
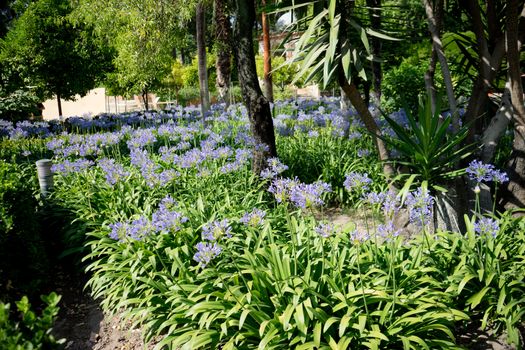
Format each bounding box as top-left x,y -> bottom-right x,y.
36,159 -> 54,197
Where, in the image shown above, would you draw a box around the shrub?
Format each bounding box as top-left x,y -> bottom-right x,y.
0,293 -> 64,349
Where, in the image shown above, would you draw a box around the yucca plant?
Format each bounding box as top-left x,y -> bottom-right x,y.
380,95 -> 474,194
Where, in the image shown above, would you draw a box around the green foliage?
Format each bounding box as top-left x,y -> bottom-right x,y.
381,57 -> 429,114
287,0 -> 400,88
3,101 -> 523,348
73,0 -> 197,97
0,89 -> 40,122
255,55 -> 305,91
0,0 -> 112,102
439,213 -> 525,346
0,157 -> 51,302
0,292 -> 64,349
380,95 -> 474,193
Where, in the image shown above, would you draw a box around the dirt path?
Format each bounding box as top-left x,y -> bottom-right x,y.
51,269 -> 146,350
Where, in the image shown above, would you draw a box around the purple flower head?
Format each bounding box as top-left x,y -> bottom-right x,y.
240,208 -> 266,227
289,181 -> 332,209
344,172 -> 372,192
466,160 -> 495,183
51,158 -> 94,175
315,222 -> 335,238
260,157 -> 288,179
108,222 -> 128,241
152,196 -> 188,233
308,130 -> 319,138
349,229 -> 370,243
357,149 -> 370,157
202,219 -> 232,241
348,131 -> 362,140
405,188 -> 434,227
365,192 -> 385,205
474,217 -> 499,238
98,158 -> 130,185
193,242 -> 222,268
376,221 -> 400,240
127,216 -> 155,240
492,169 -> 509,184
126,128 -> 157,150
268,177 -> 299,203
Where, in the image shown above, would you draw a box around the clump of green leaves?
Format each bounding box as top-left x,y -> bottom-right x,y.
0,293 -> 64,349
381,95 -> 474,193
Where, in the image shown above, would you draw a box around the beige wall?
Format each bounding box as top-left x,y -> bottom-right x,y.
42,88 -> 107,120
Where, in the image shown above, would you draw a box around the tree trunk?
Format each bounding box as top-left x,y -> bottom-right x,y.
214,0 -> 232,106
233,0 -> 277,175
142,89 -> 149,111
423,0 -> 459,132
261,0 -> 273,102
504,0 -> 525,213
196,2 -> 210,117
424,47 -> 438,114
366,0 -> 382,103
338,69 -> 394,179
481,83 -> 512,163
57,93 -> 62,117
337,0 -> 393,179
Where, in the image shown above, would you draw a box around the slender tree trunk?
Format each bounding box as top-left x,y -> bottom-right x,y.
504,0 -> 525,213
196,2 -> 210,117
214,0 -> 232,106
423,0 -> 443,114
423,0 -> 458,132
56,93 -> 62,117
233,0 -> 277,174
338,0 -> 393,179
366,0 -> 382,103
339,69 -> 394,178
424,47 -> 438,113
261,0 -> 274,102
481,83 -> 512,163
142,89 -> 149,111
461,0 -> 518,145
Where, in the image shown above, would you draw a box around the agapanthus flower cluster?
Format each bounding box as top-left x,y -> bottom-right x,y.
349,229 -> 370,243
365,190 -> 400,217
269,177 -> 331,209
98,158 -> 130,185
466,160 -> 509,184
126,128 -> 157,150
473,217 -> 499,238
109,197 -> 187,241
151,196 -> 189,233
314,222 -> 335,238
51,158 -> 95,175
289,181 -> 332,209
376,221 -> 401,241
193,242 -> 222,267
405,188 -> 434,227
240,208 -> 266,227
268,177 -> 300,203
344,172 -> 372,192
201,219 -> 232,241
260,157 -> 289,179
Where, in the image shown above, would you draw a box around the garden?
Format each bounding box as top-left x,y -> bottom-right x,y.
1,97 -> 524,349
1,0 -> 525,349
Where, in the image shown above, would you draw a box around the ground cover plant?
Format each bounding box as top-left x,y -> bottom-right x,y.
0,99 -> 524,349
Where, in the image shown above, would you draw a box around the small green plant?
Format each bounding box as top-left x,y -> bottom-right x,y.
0,292 -> 64,349
380,95 -> 474,194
